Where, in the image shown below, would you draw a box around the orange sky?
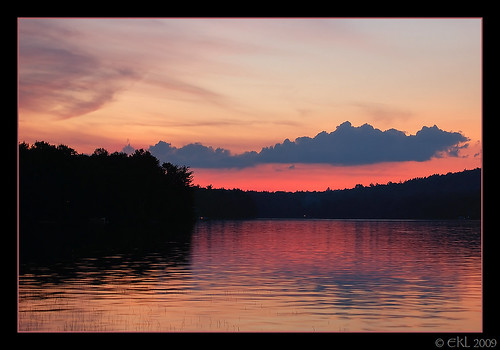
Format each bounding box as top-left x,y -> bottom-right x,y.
18,18 -> 482,191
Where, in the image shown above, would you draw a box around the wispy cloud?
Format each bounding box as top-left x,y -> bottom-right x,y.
352,102 -> 414,123
18,18 -> 250,119
144,74 -> 228,107
148,121 -> 469,168
19,19 -> 142,119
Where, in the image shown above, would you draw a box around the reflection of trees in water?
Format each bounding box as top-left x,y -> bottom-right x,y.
20,226 -> 194,285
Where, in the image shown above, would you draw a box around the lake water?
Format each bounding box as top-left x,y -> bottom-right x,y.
18,219 -> 481,332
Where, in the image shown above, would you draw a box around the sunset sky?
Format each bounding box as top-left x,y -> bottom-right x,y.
18,18 -> 482,191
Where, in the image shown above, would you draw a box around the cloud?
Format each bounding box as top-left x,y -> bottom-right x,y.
18,19 -> 233,119
121,143 -> 135,155
148,141 -> 258,168
146,74 -> 226,105
19,19 -> 142,119
258,121 -> 468,165
352,102 -> 414,123
148,121 -> 469,168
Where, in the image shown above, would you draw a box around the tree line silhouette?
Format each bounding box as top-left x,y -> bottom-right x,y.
19,141 -> 195,260
194,168 -> 481,220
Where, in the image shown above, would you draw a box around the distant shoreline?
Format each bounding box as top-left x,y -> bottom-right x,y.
194,168 -> 481,220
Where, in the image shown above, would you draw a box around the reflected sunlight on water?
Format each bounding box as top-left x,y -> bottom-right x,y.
19,220 -> 481,332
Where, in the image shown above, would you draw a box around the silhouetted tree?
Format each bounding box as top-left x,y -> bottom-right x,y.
19,141 -> 196,260
162,162 -> 194,188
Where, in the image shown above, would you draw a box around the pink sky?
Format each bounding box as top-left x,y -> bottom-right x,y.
18,18 -> 482,191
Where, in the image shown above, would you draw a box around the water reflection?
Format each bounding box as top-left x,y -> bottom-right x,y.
188,220 -> 480,331
19,220 -> 481,332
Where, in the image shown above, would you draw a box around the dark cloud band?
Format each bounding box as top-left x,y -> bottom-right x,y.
147,121 -> 469,168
